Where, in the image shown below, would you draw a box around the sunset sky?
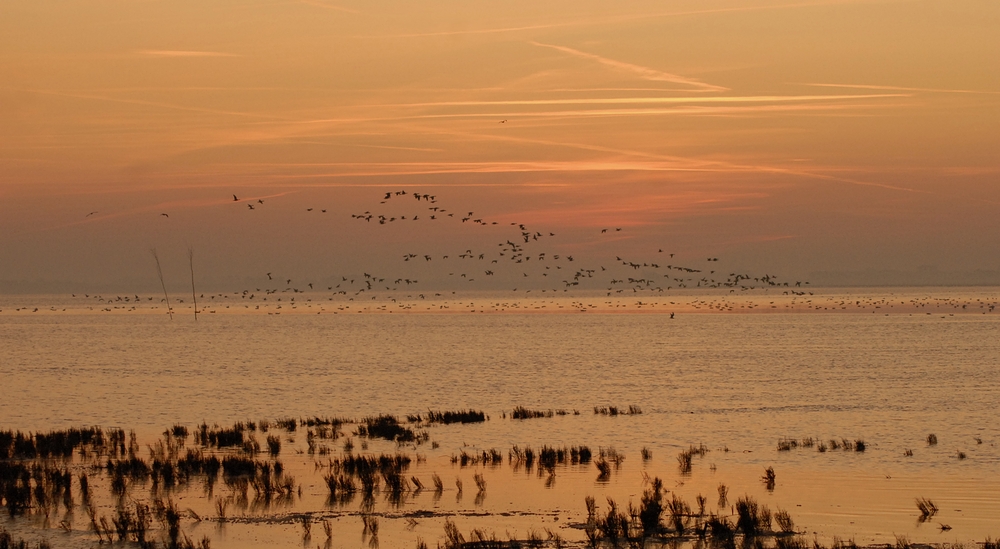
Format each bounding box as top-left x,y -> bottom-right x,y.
1,0 -> 998,292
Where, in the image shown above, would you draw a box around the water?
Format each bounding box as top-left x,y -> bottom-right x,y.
1,289 -> 999,547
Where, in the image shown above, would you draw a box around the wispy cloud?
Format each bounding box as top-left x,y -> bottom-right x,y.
801,82 -> 1000,95
12,88 -> 288,120
136,50 -> 241,58
381,1 -> 895,38
369,93 -> 906,109
296,0 -> 359,14
530,42 -> 728,92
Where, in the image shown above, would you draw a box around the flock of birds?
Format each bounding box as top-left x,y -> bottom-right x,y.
73,188 -> 828,308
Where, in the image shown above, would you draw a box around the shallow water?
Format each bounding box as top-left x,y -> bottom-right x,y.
1,288 -> 999,547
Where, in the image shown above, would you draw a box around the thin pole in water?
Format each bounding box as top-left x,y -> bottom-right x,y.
151,248 -> 173,320
188,247 -> 198,321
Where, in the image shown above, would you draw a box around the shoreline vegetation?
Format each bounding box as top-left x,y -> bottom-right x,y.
0,412 -> 993,549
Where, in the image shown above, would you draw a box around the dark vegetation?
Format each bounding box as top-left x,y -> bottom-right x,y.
916,498 -> 938,521
677,444 -> 709,474
592,405 -> 642,416
324,453 -> 413,505
356,415 -> 427,444
425,410 -> 487,424
0,419 -> 987,549
0,427 -> 121,460
778,437 -> 867,453
510,407 -> 553,420
583,486 -> 797,548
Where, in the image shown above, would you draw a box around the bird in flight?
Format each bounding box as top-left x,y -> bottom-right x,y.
233,194 -> 240,202
160,213 -> 169,218
85,211 -> 98,217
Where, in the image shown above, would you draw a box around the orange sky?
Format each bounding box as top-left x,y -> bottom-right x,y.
1,0 -> 998,292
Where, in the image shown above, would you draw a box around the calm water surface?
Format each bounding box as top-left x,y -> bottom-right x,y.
1,290 -> 999,547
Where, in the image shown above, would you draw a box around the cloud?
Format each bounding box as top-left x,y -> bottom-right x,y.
379,1 -> 894,39
801,83 -> 1000,95
530,42 -> 728,92
296,0 -> 359,14
373,93 -> 907,109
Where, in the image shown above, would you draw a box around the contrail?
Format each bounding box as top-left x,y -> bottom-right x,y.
531,41 -> 728,92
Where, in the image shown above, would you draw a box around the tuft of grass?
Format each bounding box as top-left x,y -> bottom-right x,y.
916,498 -> 938,521
597,498 -> 630,544
265,435 -> 281,457
735,496 -> 772,536
511,406 -> 552,420
666,493 -> 692,535
775,509 -> 795,533
762,466 -> 776,491
595,459 -> 611,481
927,433 -> 938,446
638,477 -> 664,535
777,439 -> 797,452
356,415 -> 424,444
640,447 -> 652,461
425,410 -> 486,424
706,515 -> 735,548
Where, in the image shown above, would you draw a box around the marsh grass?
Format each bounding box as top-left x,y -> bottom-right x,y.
916,498 -> 938,521
594,459 -> 611,481
426,411 -> 487,424
762,467 -> 776,492
357,415 -> 425,444
453,449 -> 503,467
677,444 -> 708,474
735,496 -> 772,536
666,493 -> 692,535
265,436 -> 281,457
775,509 -> 795,534
717,483 -> 729,508
510,407 -> 552,420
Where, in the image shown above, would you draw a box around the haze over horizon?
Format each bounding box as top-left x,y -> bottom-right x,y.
2,0 -> 999,294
